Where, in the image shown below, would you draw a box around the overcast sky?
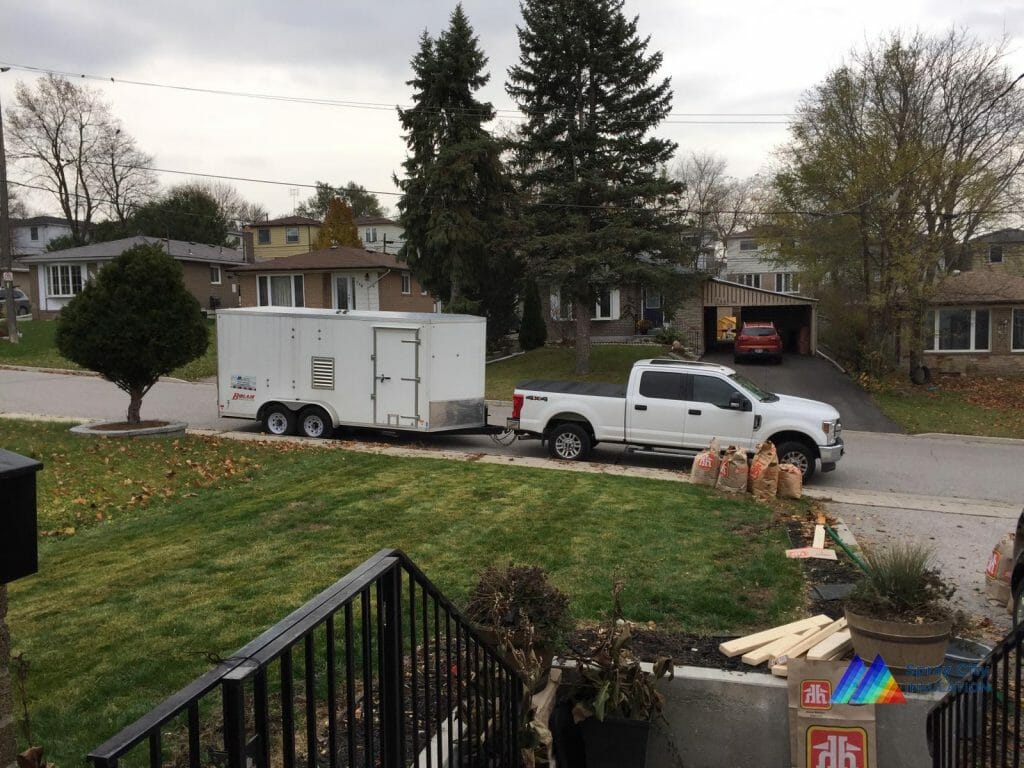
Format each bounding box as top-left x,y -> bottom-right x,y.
3,0 -> 1023,220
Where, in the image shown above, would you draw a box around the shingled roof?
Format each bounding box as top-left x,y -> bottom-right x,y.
933,268 -> 1024,304
229,246 -> 407,272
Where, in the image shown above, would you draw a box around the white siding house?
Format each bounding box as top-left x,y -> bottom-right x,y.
356,216 -> 405,254
723,230 -> 802,293
11,216 -> 73,256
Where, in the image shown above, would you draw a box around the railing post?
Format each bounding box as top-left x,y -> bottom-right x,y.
380,566 -> 403,768
222,668 -> 248,768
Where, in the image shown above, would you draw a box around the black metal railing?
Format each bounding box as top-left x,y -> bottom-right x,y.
927,620 -> 1022,767
88,549 -> 523,768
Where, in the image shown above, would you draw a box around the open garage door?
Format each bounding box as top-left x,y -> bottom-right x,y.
703,278 -> 818,355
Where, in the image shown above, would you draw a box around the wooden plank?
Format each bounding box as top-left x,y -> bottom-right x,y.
741,628 -> 813,666
718,615 -> 832,658
785,547 -> 838,561
807,629 -> 852,661
771,663 -> 788,677
770,617 -> 848,666
812,525 -> 826,549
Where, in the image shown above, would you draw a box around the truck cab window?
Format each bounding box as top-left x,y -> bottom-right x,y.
638,371 -> 685,400
691,375 -> 742,409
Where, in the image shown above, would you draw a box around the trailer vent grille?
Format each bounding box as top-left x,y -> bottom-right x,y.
311,357 -> 335,390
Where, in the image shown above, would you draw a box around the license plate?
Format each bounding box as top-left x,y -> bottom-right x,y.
754,349 -> 764,354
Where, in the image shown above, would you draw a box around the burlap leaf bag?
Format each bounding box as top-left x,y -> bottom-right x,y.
777,462 -> 803,499
748,441 -> 780,501
715,445 -> 748,493
690,437 -> 721,486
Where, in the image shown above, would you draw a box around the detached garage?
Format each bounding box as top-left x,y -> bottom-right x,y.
702,278 -> 818,355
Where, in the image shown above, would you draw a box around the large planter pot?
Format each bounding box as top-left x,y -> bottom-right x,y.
578,716 -> 651,768
845,608 -> 952,685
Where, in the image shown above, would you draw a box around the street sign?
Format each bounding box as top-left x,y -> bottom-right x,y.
2,271 -> 12,283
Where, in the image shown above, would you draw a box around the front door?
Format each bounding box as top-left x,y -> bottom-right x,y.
624,369 -> 686,447
373,327 -> 419,426
335,276 -> 355,310
681,373 -> 756,451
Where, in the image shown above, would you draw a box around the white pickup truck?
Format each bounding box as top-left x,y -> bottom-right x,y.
508,358 -> 844,480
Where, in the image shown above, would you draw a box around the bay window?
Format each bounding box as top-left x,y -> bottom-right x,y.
47,264 -> 84,297
924,308 -> 990,352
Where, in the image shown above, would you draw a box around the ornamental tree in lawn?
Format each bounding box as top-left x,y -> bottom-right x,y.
507,0 -> 685,374
55,243 -> 208,424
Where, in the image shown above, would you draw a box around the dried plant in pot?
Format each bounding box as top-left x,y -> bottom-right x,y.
464,563 -> 573,693
563,582 -> 673,768
844,542 -> 957,684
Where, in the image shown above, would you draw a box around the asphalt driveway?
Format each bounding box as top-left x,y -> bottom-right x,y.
700,350 -> 902,433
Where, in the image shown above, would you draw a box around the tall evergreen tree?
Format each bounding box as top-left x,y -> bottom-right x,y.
507,0 -> 684,373
396,5 -> 520,340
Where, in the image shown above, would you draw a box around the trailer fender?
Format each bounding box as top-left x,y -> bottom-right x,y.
258,401 -> 340,426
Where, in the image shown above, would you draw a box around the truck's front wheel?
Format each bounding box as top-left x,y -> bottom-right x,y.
774,440 -> 815,482
547,423 -> 592,461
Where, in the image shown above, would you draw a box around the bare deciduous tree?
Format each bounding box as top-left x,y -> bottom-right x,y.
98,126 -> 158,223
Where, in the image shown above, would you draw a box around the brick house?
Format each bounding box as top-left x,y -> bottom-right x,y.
228,246 -> 434,313
960,228 -> 1024,277
921,267 -> 1024,375
16,237 -> 246,317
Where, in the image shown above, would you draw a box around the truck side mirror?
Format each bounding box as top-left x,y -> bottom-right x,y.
728,394 -> 750,411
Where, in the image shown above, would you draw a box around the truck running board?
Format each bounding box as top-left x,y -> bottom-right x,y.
625,446 -> 701,458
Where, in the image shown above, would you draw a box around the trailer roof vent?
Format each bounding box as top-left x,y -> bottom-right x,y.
311,357 -> 335,390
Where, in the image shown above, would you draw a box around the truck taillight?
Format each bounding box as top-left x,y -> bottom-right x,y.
512,394 -> 524,419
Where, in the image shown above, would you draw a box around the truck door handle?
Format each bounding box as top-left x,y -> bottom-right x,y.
634,404 -> 647,411
688,409 -> 701,416
376,375 -> 391,382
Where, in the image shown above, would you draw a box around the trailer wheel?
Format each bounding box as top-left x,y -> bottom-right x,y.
547,423 -> 592,461
298,406 -> 333,439
774,440 -> 815,482
262,404 -> 296,436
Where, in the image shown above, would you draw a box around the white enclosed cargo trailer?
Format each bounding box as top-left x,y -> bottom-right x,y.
216,307 -> 489,438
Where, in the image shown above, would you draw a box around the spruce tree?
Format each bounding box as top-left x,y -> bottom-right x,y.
518,280 -> 547,350
507,0 -> 684,373
395,5 -> 520,340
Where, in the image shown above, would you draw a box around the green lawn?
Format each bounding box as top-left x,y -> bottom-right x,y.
0,319 -> 218,381
485,343 -> 665,400
3,419 -> 801,765
870,377 -> 1024,439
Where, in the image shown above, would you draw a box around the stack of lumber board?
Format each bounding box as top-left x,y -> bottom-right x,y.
718,615 -> 851,677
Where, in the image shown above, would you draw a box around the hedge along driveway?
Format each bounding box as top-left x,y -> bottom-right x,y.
4,420 -> 802,766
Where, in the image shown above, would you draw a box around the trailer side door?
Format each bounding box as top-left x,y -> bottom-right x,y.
373,326 -> 420,427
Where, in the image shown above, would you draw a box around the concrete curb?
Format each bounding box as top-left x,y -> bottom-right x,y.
913,431 -> 1024,446
0,364 -> 190,384
70,420 -> 188,438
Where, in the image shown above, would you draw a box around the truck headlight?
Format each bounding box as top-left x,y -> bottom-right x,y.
822,420 -> 840,443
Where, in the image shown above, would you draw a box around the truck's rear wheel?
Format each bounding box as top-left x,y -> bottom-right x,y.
262,405 -> 296,436
548,423 -> 591,461
774,440 -> 815,482
298,406 -> 333,439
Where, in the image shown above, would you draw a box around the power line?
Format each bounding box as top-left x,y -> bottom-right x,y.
0,62 -> 795,124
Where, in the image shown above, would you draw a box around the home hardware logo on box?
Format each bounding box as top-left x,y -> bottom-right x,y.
801,679 -> 832,710
833,655 -> 906,705
807,725 -> 868,768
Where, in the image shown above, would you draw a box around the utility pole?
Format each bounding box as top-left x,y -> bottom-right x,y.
0,68 -> 19,344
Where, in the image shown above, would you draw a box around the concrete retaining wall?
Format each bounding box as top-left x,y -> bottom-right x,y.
645,665 -> 940,768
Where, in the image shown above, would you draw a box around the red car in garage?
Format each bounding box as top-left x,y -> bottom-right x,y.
734,321 -> 783,364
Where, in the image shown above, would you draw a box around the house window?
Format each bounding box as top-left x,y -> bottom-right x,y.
47,264 -> 84,297
924,308 -> 990,352
1013,309 -> 1024,352
400,272 -> 411,294
285,227 -> 300,244
989,245 -> 1003,264
644,290 -> 661,309
30,227 -> 39,241
550,287 -> 620,321
365,227 -> 378,243
257,228 -> 271,245
210,265 -> 222,285
775,273 -> 795,293
257,274 -> 305,307
738,273 -> 761,289
739,239 -> 758,251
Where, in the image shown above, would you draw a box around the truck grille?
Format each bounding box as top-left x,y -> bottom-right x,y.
310,357 -> 335,389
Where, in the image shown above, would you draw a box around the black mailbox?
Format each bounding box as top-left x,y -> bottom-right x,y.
0,449 -> 43,584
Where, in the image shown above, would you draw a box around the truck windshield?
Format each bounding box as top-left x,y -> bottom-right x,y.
729,373 -> 779,402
